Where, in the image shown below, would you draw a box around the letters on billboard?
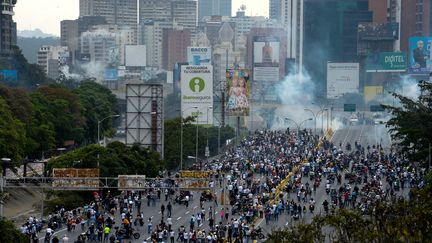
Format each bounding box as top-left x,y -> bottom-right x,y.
187,47 -> 211,65
226,69 -> 250,116
366,52 -> 406,72
327,63 -> 359,99
409,37 -> 432,74
52,168 -> 100,190
181,65 -> 213,125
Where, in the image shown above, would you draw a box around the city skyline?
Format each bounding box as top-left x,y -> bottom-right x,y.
14,0 -> 269,36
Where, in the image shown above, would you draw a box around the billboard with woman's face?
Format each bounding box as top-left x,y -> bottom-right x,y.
226,69 -> 250,116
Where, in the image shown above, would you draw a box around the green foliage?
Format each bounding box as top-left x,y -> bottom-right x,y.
0,97 -> 26,163
0,219 -> 29,243
74,81 -> 119,144
265,181 -> 432,243
44,191 -> 90,213
164,117 -> 235,170
46,142 -> 162,177
383,81 -> 432,167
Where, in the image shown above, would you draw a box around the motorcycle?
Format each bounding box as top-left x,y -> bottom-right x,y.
116,227 -> 140,239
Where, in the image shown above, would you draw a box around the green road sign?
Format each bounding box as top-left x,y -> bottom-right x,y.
370,105 -> 385,112
344,104 -> 356,112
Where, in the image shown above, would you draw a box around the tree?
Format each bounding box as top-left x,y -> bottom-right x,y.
0,219 -> 29,243
383,81 -> 432,167
74,80 -> 118,143
0,97 -> 26,163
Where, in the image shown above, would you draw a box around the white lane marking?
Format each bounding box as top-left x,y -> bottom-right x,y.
199,223 -> 203,227
159,211 -> 161,214
185,211 -> 190,214
194,206 -> 198,209
285,222 -> 289,226
146,237 -> 151,240
151,216 -> 153,218
177,217 -> 182,220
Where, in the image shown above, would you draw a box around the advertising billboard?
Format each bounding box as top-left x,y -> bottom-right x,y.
118,175 -> 147,190
181,65 -> 213,125
125,45 -> 146,67
0,70 -> 18,82
409,37 -> 432,74
253,36 -> 280,82
104,68 -> 118,81
226,69 -> 251,116
364,85 -> 384,103
358,22 -> 399,41
52,168 -> 100,190
366,52 -> 406,72
327,63 -> 360,99
187,47 -> 211,65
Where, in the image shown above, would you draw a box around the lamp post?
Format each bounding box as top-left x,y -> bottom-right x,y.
97,114 -> 120,166
181,106 -> 198,171
205,106 -> 213,160
304,108 -> 317,134
284,118 -> 313,133
0,158 -> 10,219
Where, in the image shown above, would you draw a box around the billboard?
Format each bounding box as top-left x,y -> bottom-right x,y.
253,36 -> 280,82
409,37 -> 432,74
187,47 -> 211,65
181,65 -> 213,125
118,175 -> 147,190
226,69 -> 251,116
104,68 -> 118,81
52,168 -> 99,190
125,45 -> 146,67
327,63 -> 359,99
364,85 -> 384,103
366,52 -> 406,72
0,70 -> 18,82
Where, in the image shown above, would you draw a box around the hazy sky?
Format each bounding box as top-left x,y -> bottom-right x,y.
15,0 -> 269,36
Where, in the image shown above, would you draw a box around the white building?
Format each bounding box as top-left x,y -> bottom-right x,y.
80,25 -> 136,65
37,46 -> 69,79
138,19 -> 173,68
79,0 -> 138,27
281,0 -> 303,71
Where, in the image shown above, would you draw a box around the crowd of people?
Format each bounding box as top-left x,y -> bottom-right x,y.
21,125 -> 426,243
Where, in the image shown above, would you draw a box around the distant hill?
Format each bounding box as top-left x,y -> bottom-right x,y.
17,28 -> 57,38
17,37 -> 60,64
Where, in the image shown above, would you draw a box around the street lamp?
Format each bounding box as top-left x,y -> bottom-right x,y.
181,106 -> 198,171
97,114 -> 120,167
304,108 -> 317,134
284,118 -> 313,133
0,157 -> 11,219
205,106 -> 213,159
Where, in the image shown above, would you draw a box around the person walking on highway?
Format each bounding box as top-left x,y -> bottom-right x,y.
103,225 -> 110,242
161,204 -> 165,216
167,202 -> 172,217
147,218 -> 153,234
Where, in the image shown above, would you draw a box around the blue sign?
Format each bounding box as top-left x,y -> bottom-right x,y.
104,69 -> 118,81
0,70 -> 18,82
409,37 -> 432,74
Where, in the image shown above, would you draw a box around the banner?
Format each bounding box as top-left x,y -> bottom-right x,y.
253,36 -> 280,82
181,65 -> 213,125
187,47 -> 211,65
409,37 -> 432,74
366,52 -> 406,72
226,69 -> 251,116
52,168 -> 100,190
327,63 -> 359,99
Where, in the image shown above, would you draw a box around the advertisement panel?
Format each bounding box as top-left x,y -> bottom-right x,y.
409,37 -> 432,74
187,47 -> 211,65
253,36 -> 280,82
358,22 -> 399,41
0,70 -> 18,82
226,69 -> 251,116
52,168 -> 99,190
104,68 -> 118,81
364,85 -> 384,103
366,52 -> 406,72
181,65 -> 213,125
327,63 -> 359,99
118,175 -> 147,190
125,45 -> 146,67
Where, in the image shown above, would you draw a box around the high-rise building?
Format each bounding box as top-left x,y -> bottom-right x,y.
79,0 -> 137,27
198,0 -> 232,21
269,0 -> 282,21
280,0 -> 302,66
162,28 -> 191,71
139,0 -> 197,31
0,0 -> 17,55
138,19 -> 173,68
302,0 -> 372,96
37,46 -> 69,79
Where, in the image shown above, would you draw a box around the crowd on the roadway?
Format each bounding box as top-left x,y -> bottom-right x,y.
20,126 -> 426,243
